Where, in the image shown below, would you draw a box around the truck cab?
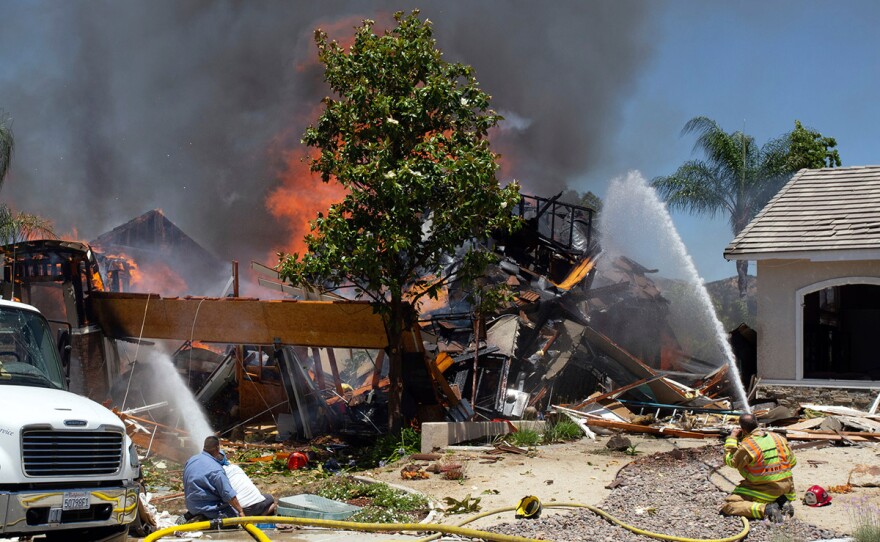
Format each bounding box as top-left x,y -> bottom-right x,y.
0,299 -> 140,541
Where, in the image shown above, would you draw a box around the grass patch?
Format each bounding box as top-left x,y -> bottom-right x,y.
501,428 -> 541,447
361,427 -> 421,468
316,476 -> 430,523
849,498 -> 880,542
543,418 -> 583,443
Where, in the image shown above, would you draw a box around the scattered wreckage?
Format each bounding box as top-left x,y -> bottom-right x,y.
3,195 -> 879,464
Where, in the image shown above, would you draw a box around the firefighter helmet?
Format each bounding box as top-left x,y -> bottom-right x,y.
515,496 -> 542,519
803,485 -> 832,507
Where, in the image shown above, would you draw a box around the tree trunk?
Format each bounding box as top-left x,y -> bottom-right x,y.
387,340 -> 403,433
386,299 -> 405,433
736,259 -> 749,299
471,316 -> 479,406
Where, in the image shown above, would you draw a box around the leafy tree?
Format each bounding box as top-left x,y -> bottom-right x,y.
0,112 -> 56,245
784,120 -> 841,171
652,117 -> 840,298
277,11 -> 521,430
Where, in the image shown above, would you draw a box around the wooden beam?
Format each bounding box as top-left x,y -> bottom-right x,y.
581,416 -> 721,439
582,326 -> 688,405
88,293 -> 388,348
568,376 -> 661,410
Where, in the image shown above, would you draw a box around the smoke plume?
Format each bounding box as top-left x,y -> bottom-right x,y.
0,1 -> 654,270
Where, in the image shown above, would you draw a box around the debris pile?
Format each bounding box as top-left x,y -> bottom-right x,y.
5,194 -> 880,454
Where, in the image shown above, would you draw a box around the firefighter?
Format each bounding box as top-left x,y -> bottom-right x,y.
721,413 -> 797,522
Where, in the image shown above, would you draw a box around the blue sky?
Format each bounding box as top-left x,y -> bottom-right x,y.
583,1 -> 880,280
0,2 -> 878,283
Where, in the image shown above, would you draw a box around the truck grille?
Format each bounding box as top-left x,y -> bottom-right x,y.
22,430 -> 124,476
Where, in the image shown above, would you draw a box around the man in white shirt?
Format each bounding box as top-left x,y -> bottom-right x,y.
222,459 -> 276,516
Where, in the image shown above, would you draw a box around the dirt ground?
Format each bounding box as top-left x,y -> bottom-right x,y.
145,432 -> 879,539
358,434 -> 880,535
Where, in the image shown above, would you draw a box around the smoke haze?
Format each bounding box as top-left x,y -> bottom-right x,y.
0,1 -> 655,269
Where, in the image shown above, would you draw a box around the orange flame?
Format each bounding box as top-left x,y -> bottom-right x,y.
266,13 -> 406,267
191,340 -> 226,355
100,252 -> 189,297
265,133 -> 347,262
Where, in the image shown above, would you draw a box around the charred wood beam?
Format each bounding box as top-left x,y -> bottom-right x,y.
450,345 -> 500,363
88,292 -> 388,348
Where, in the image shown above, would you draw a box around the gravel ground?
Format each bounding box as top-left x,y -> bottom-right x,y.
489,447 -> 843,542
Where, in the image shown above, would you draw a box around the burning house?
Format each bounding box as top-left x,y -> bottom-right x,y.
91,209 -> 227,296
0,194 -> 746,457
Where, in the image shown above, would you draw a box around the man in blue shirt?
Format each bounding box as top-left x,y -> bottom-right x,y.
183,436 -> 245,520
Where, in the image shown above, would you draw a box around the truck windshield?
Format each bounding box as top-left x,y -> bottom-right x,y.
0,307 -> 64,390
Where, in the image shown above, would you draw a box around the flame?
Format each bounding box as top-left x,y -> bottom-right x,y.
58,226 -> 86,244
267,12 -> 446,267
90,269 -> 105,292
100,252 -> 189,297
265,136 -> 347,261
132,260 -> 189,297
190,340 -> 226,355
102,253 -> 143,286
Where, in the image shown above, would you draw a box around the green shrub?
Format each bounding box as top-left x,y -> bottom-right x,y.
316,477 -> 429,523
362,427 -> 421,467
502,428 -> 541,447
543,418 -> 583,442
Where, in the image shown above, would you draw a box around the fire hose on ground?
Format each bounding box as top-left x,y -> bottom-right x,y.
142,502 -> 750,542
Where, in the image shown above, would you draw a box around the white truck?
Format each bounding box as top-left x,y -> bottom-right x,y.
0,299 -> 140,541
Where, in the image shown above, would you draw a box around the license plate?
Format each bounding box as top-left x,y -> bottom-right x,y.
62,491 -> 89,511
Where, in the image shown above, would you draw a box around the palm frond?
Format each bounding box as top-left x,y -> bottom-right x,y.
652,160 -> 733,220
0,206 -> 57,245
0,112 -> 13,187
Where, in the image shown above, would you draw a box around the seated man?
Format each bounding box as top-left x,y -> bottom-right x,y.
183,436 -> 244,520
223,460 -> 277,516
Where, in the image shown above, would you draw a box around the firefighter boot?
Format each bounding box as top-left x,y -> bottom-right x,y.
763,503 -> 784,523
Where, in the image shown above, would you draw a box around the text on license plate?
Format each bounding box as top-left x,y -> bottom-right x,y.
62,491 -> 90,511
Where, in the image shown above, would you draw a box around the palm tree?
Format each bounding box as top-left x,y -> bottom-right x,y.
0,206 -> 57,245
0,112 -> 12,188
0,112 -> 57,245
652,116 -> 839,298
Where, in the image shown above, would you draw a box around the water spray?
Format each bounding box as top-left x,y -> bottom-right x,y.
603,172 -> 751,412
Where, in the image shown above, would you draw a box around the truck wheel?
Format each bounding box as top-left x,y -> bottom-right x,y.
44,524 -> 128,542
128,507 -> 155,537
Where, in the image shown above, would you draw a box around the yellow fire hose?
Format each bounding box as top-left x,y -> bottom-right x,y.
143,503 -> 750,542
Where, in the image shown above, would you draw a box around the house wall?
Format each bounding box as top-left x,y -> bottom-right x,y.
756,258 -> 880,380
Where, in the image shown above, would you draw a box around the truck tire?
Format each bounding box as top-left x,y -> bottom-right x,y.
44,524 -> 129,542
128,507 -> 155,537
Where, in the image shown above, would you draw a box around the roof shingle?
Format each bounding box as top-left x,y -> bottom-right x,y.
724,166 -> 880,259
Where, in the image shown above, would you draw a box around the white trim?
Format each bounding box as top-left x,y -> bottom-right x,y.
726,247 -> 880,262
795,276 -> 880,381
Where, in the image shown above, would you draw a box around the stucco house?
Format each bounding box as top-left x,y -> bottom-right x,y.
724,166 -> 880,391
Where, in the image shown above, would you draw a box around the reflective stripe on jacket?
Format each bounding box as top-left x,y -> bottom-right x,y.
724,430 -> 796,484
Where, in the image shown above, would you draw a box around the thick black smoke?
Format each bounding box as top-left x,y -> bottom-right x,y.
0,1 -> 654,270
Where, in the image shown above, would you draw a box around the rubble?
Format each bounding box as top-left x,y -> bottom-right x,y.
5,195 -> 880,461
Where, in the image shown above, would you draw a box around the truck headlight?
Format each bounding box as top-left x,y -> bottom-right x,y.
128,442 -> 140,468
